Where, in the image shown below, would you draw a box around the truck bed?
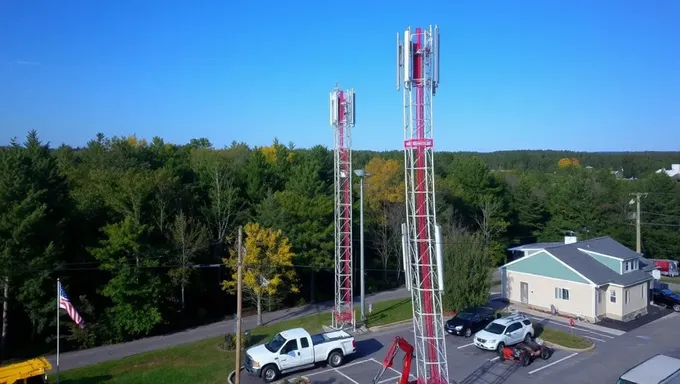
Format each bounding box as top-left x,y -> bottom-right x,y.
310,330 -> 352,346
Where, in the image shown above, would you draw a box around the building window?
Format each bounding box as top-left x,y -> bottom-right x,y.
555,287 -> 570,300
625,290 -> 630,304
610,290 -> 617,303
625,262 -> 630,272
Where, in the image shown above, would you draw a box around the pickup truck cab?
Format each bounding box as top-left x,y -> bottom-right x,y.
245,327 -> 356,383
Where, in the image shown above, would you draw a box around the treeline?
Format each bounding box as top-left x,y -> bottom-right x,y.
354,149 -> 680,177
1,131 -> 679,362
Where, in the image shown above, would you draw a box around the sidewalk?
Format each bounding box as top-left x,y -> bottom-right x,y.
506,303 -> 626,336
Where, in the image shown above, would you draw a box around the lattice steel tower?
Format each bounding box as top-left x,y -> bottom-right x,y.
397,26 -> 448,384
330,85 -> 356,330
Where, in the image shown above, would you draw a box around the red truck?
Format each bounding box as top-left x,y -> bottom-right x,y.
652,259 -> 679,277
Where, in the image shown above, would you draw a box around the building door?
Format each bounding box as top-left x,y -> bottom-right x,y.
520,282 -> 529,304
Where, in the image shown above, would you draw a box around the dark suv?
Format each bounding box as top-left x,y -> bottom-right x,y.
651,288 -> 680,312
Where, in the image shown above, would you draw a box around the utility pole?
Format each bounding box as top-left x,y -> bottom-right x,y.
235,226 -> 243,384
630,193 -> 648,254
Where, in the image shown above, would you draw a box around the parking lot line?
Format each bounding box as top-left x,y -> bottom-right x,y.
489,356 -> 500,362
334,368 -> 360,384
528,352 -> 578,375
369,358 -> 416,380
528,316 -> 615,339
457,342 -> 475,349
305,358 -> 374,378
582,335 -> 606,343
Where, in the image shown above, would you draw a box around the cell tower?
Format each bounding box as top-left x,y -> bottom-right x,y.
330,84 -> 356,330
397,26 -> 448,384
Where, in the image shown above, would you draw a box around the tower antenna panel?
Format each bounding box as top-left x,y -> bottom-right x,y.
330,84 -> 356,330
396,25 -> 449,384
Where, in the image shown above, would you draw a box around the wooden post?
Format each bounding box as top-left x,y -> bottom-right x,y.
235,226 -> 243,384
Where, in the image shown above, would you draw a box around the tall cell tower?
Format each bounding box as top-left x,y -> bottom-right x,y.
330,84 -> 356,330
397,26 -> 448,384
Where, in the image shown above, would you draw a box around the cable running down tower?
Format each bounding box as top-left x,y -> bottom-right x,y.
330,84 -> 356,330
397,26 -> 448,384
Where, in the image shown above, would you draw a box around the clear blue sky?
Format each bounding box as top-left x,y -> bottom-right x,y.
1,0 -> 678,152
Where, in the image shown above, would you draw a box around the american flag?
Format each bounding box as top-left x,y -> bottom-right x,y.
58,281 -> 85,328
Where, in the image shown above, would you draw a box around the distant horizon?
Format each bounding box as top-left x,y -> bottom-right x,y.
4,130 -> 680,155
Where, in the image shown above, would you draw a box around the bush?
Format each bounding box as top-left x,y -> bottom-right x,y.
220,332 -> 251,351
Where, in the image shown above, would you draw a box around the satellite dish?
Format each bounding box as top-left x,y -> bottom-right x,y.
652,270 -> 661,280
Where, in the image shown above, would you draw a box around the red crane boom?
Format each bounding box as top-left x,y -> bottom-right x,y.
372,337 -> 416,384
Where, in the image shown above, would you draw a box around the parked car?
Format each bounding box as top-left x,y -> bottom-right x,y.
617,354 -> 680,384
651,288 -> 680,312
445,308 -> 496,338
244,327 -> 356,383
474,313 -> 535,352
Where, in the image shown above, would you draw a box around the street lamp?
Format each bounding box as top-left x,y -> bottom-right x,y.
354,169 -> 369,322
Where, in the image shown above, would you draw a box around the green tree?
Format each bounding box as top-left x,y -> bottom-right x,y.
90,217 -> 162,340
168,212 -> 209,311
442,224 -> 492,312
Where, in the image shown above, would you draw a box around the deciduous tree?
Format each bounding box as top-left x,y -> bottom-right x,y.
222,223 -> 298,325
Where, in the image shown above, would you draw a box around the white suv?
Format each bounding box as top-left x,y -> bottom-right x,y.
473,313 -> 534,352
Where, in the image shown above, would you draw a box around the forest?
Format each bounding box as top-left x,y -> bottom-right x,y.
1,130 -> 679,362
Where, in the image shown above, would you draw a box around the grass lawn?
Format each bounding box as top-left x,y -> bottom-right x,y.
534,326 -> 593,350
52,298 -> 411,383
660,276 -> 680,284
364,298 -> 412,328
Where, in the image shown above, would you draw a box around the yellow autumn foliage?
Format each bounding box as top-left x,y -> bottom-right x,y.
557,157 -> 581,169
222,223 -> 298,298
260,145 -> 295,164
125,134 -> 147,148
363,157 -> 405,214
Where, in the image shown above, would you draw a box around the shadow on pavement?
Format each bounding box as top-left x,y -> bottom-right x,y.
457,360 -> 519,384
310,378 -> 338,384
353,339 -> 384,359
59,375 -> 113,383
598,305 -> 673,332
264,303 -> 332,325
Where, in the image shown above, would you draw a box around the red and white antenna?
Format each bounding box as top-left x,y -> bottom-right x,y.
397,26 -> 448,384
330,84 -> 356,330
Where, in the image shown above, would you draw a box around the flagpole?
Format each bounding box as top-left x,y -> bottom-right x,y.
56,278 -> 60,384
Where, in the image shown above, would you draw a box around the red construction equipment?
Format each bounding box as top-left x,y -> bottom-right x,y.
372,337 -> 416,384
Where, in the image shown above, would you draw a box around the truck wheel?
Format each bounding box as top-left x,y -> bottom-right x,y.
541,348 -> 550,360
464,328 -> 472,338
328,351 -> 344,367
262,365 -> 279,383
524,333 -> 532,343
496,342 -> 505,352
521,353 -> 530,367
673,304 -> 680,312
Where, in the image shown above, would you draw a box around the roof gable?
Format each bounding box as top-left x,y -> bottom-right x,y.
572,237 -> 639,261
504,251 -> 591,284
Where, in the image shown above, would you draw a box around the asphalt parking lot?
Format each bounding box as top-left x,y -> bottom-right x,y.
236,317 -> 619,384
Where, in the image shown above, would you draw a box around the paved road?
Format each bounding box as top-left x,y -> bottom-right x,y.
48,287 -> 412,372
236,312 -> 623,384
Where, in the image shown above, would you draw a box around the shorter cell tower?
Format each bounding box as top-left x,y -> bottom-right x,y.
397,26 -> 448,384
330,84 -> 356,330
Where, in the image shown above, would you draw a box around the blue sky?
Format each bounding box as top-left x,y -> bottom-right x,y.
1,0 -> 678,152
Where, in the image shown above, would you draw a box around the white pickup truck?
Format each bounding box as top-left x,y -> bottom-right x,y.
244,327 -> 356,382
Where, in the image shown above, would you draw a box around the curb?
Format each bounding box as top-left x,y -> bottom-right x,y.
367,319 -> 412,332
228,366 -> 243,384
542,340 -> 595,353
